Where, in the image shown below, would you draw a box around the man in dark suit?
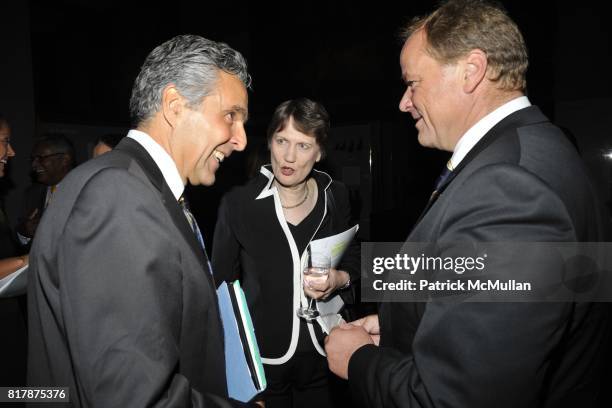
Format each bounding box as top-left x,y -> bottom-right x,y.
28,34 -> 251,407
325,1 -> 610,407
16,134 -> 75,247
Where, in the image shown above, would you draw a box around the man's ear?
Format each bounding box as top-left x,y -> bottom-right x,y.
161,84 -> 184,128
462,49 -> 488,93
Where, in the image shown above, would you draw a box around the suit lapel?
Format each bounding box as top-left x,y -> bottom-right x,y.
115,138 -> 214,279
412,106 -> 550,228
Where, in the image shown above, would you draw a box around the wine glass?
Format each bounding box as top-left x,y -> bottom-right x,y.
296,251 -> 331,320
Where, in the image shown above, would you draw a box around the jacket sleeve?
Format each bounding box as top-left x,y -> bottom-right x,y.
347,164 -> 583,408
211,194 -> 242,286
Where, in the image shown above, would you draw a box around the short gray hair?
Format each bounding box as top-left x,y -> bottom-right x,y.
129,34 -> 251,126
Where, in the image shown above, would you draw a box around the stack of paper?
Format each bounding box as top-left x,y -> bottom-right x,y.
310,224 -> 359,333
217,281 -> 266,402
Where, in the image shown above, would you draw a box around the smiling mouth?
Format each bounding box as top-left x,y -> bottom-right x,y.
213,150 -> 225,163
413,115 -> 424,128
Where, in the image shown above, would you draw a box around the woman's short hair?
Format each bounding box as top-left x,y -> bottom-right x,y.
266,98 -> 330,158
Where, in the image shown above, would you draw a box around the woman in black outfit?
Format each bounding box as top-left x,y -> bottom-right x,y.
0,114 -> 29,388
0,114 -> 27,277
212,98 -> 359,407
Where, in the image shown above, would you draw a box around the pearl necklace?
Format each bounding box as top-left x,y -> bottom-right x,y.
281,183 -> 309,209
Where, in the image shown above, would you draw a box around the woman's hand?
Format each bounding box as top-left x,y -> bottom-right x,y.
303,268 -> 350,300
0,254 -> 29,280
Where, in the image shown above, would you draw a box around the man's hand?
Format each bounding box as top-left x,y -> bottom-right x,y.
325,323 -> 374,379
350,314 -> 380,345
19,208 -> 41,238
304,268 -> 349,300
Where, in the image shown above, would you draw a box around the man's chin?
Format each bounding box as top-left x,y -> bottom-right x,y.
189,174 -> 215,187
35,175 -> 49,185
417,133 -> 435,149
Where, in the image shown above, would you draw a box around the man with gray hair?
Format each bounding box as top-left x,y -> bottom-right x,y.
325,1 -> 610,407
28,34 -> 251,407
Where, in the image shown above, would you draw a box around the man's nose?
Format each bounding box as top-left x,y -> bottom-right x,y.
231,125 -> 247,152
399,89 -> 413,112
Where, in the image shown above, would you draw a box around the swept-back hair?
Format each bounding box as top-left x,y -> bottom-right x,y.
129,34 -> 251,127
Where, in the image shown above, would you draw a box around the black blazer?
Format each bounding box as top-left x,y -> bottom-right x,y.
212,166 -> 359,364
27,138 -> 239,407
0,204 -> 27,388
0,204 -> 17,258
348,106 -> 611,408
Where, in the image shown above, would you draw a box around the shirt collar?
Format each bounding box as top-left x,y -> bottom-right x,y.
127,129 -> 184,200
450,96 -> 531,169
255,165 -> 333,200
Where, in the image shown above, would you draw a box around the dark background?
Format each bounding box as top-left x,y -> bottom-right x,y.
1,0 -> 611,243
1,1 -> 612,400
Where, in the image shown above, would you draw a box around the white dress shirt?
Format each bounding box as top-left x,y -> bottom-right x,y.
450,96 -> 531,169
127,129 -> 184,201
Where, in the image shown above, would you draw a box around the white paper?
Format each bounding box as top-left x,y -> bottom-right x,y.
310,224 -> 359,333
310,224 -> 359,268
316,294 -> 346,334
0,264 -> 28,298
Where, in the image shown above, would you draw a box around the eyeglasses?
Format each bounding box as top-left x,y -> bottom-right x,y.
30,152 -> 65,162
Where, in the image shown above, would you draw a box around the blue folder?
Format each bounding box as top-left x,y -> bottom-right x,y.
217,281 -> 266,402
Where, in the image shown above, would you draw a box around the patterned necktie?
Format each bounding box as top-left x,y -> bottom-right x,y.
179,196 -> 207,253
179,196 -> 215,278
45,185 -> 57,208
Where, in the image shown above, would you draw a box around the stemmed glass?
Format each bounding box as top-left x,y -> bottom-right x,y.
296,251 -> 331,320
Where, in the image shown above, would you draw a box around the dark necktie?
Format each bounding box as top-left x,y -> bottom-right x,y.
429,161 -> 454,203
179,196 -> 208,255
434,161 -> 453,192
415,161 -> 455,226
179,196 -> 215,278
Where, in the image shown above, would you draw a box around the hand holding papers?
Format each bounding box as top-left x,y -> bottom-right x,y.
0,264 -> 28,298
303,224 -> 359,333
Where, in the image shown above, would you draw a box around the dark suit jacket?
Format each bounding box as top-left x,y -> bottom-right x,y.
14,182 -> 48,254
28,138 -> 235,407
348,106 -> 611,407
21,182 -> 47,217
